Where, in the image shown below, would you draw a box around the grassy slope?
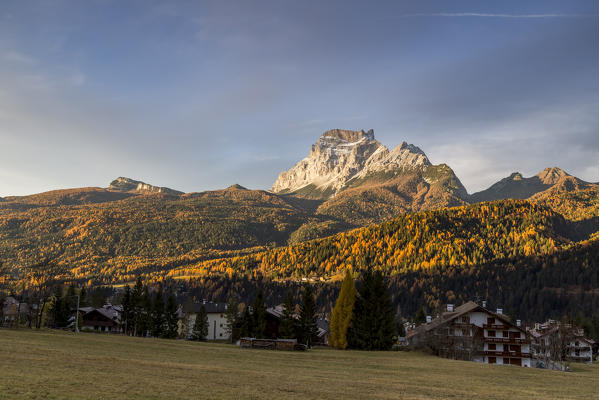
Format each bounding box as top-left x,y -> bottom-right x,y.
1,329 -> 597,400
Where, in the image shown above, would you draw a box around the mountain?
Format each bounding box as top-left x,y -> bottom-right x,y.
272,129 -> 468,234
108,177 -> 184,196
272,129 -> 432,199
471,167 -> 593,203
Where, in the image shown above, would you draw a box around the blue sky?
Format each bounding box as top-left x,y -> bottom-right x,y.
1,0 -> 598,196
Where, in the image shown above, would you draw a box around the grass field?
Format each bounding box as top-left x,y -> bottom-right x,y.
1,329 -> 597,399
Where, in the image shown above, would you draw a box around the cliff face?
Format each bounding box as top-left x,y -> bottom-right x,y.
271,129 -> 430,198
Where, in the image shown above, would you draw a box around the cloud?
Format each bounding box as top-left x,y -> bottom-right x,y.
400,13 -> 599,19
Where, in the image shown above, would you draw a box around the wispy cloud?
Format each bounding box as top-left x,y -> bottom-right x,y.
400,13 -> 599,19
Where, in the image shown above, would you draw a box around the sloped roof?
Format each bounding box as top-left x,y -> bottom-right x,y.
408,301 -> 527,339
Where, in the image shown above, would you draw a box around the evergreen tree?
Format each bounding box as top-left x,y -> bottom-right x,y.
138,286 -> 152,337
224,296 -> 239,343
151,288 -> 165,337
279,290 -> 297,339
131,277 -> 144,336
329,270 -> 356,349
414,307 -> 426,326
79,286 -> 88,307
239,305 -> 252,338
251,289 -> 267,338
164,291 -> 179,339
51,286 -> 69,328
298,284 -> 319,348
349,270 -> 396,350
191,305 -> 209,341
122,284 -> 132,335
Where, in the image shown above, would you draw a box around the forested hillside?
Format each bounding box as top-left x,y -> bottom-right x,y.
0,186 -> 324,285
164,201 -> 571,283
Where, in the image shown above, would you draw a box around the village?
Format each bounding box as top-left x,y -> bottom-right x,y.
2,276 -> 595,372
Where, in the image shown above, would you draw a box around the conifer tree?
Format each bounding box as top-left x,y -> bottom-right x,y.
191,305 -> 209,341
122,284 -> 132,335
239,305 -> 252,338
330,270 -> 356,349
138,286 -> 152,337
349,270 -> 395,350
151,288 -> 165,337
298,284 -> 319,348
224,296 -> 239,343
251,289 -> 267,338
414,307 -> 426,326
131,277 -> 144,336
279,290 -> 297,339
164,291 -> 179,339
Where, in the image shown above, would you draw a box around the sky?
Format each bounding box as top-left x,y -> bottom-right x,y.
1,0 -> 599,196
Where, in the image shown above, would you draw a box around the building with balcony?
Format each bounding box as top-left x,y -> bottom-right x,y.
529,320 -> 594,366
407,301 -> 531,367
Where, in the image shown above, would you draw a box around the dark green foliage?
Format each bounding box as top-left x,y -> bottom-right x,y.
51,286 -> 69,329
298,284 -> 319,348
414,308 -> 426,326
191,305 -> 209,341
279,291 -> 297,339
164,291 -> 179,339
121,285 -> 132,334
349,270 -> 395,350
239,306 -> 252,338
224,296 -> 239,342
151,289 -> 165,337
251,289 -> 267,338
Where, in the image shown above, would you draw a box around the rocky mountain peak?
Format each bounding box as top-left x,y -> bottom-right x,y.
108,177 -> 183,196
536,167 -> 568,185
321,128 -> 374,142
271,129 -> 431,198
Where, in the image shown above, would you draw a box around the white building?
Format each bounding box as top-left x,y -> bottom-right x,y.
180,301 -> 229,341
407,301 -> 532,367
529,320 -> 594,366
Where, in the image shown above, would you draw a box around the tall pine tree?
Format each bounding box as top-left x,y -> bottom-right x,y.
298,284 -> 318,348
121,284 -> 132,335
191,305 -> 209,341
164,291 -> 179,339
279,290 -> 297,339
330,270 -> 356,349
239,305 -> 252,338
224,296 -> 239,343
151,288 -> 165,338
349,270 -> 395,350
252,289 -> 267,338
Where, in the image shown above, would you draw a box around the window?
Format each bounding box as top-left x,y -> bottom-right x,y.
487,317 -> 495,325
488,357 -> 496,364
502,331 -> 509,338
488,344 -> 496,350
488,330 -> 496,337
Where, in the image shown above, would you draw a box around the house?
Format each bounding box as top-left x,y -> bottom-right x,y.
79,304 -> 122,333
179,301 -> 229,340
2,296 -> 30,327
529,320 -> 593,366
407,301 -> 532,367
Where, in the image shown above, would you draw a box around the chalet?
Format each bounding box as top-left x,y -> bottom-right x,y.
80,305 -> 122,333
407,301 -> 532,367
1,296 -> 31,327
529,320 -> 594,366
179,301 -> 229,340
